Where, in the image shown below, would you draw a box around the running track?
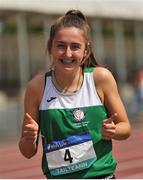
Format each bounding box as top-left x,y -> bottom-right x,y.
0,125 -> 143,179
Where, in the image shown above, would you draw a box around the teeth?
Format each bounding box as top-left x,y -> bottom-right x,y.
61,59 -> 74,64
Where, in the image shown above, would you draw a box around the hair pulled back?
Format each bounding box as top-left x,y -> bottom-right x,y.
48,9 -> 98,67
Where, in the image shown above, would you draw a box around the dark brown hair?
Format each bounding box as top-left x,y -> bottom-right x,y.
48,9 -> 98,67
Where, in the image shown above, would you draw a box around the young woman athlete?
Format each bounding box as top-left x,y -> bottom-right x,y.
19,9 -> 131,179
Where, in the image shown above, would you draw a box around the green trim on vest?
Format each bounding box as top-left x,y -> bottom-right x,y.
84,67 -> 95,73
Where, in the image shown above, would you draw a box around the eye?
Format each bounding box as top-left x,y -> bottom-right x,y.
56,44 -> 65,49
71,43 -> 81,51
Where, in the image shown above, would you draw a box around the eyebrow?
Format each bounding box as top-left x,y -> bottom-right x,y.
55,40 -> 64,43
55,40 -> 81,45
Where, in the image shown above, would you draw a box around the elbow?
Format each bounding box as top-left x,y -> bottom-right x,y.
122,124 -> 132,140
127,123 -> 132,138
114,123 -> 132,140
123,132 -> 131,140
125,127 -> 132,139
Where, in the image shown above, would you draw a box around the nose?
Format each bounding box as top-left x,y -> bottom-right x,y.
65,46 -> 72,57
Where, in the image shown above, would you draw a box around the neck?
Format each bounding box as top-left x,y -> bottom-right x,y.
52,68 -> 83,93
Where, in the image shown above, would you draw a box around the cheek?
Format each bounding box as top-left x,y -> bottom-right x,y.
79,49 -> 87,59
52,48 -> 64,57
77,50 -> 87,64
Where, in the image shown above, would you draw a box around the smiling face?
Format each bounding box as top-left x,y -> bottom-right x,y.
49,27 -> 87,74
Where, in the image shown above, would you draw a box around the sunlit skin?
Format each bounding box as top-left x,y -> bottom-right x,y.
19,26 -> 131,159
49,27 -> 87,83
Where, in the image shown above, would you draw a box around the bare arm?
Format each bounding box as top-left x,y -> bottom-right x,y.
19,73 -> 44,158
94,67 -> 131,140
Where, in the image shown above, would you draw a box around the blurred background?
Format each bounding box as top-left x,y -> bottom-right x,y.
0,0 -> 143,178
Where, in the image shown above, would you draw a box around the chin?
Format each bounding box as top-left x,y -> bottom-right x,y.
62,66 -> 76,71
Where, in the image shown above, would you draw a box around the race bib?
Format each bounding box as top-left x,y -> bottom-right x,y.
44,133 -> 97,176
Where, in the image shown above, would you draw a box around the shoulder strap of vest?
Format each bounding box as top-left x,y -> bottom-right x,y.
44,70 -> 52,86
84,67 -> 95,73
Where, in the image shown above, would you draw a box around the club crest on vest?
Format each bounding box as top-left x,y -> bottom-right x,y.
72,108 -> 85,122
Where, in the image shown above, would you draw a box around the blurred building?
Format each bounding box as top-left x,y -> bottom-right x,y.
0,0 -> 143,139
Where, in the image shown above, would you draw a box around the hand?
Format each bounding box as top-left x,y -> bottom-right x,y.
102,113 -> 117,140
23,113 -> 39,144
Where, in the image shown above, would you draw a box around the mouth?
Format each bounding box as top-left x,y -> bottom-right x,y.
60,59 -> 76,65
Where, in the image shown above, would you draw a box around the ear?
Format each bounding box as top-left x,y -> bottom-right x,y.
83,49 -> 87,57
80,50 -> 87,66
84,42 -> 90,58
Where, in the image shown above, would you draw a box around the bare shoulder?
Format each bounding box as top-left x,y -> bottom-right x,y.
27,71 -> 45,89
25,71 -> 46,103
93,66 -> 116,85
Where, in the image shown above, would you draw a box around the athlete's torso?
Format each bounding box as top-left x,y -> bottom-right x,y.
39,67 -> 117,179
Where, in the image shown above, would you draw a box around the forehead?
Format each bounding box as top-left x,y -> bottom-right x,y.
54,27 -> 85,42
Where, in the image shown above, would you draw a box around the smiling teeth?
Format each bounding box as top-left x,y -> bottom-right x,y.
61,59 -> 74,64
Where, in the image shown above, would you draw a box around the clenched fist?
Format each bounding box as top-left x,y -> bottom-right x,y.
102,113 -> 117,140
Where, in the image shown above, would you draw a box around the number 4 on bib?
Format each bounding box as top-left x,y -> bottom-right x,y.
64,149 -> 73,163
